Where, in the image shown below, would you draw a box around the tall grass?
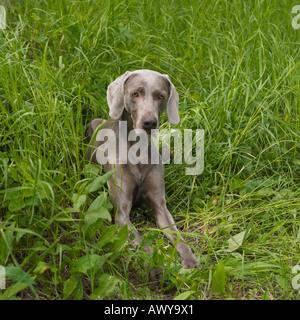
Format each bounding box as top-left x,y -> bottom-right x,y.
0,0 -> 299,299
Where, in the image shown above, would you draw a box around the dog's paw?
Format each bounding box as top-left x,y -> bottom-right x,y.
181,256 -> 200,268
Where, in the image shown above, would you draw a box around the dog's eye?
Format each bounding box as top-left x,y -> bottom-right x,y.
131,92 -> 139,97
158,94 -> 164,100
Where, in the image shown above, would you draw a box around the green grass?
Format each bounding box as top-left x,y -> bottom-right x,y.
0,0 -> 299,300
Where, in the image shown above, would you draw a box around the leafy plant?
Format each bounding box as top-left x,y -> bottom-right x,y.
212,260 -> 226,296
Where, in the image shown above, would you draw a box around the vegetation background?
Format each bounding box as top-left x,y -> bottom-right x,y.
0,0 -> 299,300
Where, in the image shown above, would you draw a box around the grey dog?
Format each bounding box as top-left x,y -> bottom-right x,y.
86,70 -> 199,269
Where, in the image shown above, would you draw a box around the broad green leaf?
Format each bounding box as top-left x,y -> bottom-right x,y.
87,191 -> 113,211
97,224 -> 118,242
88,193 -> 107,211
8,199 -> 26,212
90,273 -> 120,300
97,236 -> 119,248
63,275 -> 83,300
24,197 -> 40,207
83,163 -> 100,177
1,188 -> 21,200
226,230 -> 247,252
71,254 -> 105,275
84,170 -> 114,194
111,225 -> 128,252
5,265 -> 35,286
231,178 -> 244,191
0,281 -> 29,300
275,275 -> 289,291
84,207 -> 112,225
173,290 -> 194,300
212,259 -> 226,295
97,225 -> 119,248
72,193 -> 87,211
0,265 -> 36,300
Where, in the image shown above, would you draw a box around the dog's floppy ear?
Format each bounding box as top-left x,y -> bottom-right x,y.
164,74 -> 180,125
107,71 -> 132,119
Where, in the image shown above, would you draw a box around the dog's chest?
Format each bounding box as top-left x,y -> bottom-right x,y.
127,163 -> 154,185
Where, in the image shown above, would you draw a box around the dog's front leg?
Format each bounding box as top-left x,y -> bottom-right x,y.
143,168 -> 200,268
153,202 -> 200,268
108,172 -> 153,253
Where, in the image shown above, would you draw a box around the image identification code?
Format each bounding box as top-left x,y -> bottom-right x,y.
104,304 -> 193,317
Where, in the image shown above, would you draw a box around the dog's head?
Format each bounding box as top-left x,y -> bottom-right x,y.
107,69 -> 179,133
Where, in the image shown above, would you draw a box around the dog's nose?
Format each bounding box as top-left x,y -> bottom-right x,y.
142,117 -> 157,131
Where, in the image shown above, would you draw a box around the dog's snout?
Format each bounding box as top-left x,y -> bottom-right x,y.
142,117 -> 157,131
